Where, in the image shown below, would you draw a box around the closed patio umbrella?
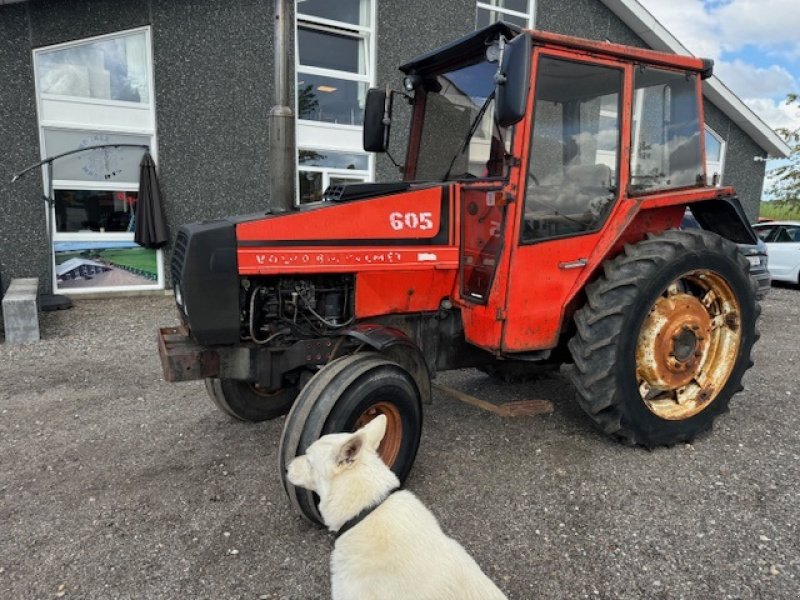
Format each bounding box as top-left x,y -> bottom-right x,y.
134,152 -> 169,249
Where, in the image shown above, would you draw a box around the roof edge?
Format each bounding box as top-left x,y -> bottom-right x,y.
599,0 -> 791,158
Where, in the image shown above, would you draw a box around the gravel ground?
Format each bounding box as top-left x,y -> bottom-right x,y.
1,286 -> 798,600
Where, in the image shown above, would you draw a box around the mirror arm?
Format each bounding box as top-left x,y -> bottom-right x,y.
390,89 -> 414,105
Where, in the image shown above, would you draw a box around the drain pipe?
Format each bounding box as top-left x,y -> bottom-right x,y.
268,0 -> 297,212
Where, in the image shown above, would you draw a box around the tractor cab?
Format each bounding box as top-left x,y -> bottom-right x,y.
364,23 -> 728,354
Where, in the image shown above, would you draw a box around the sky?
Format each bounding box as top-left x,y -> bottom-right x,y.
637,0 -> 800,196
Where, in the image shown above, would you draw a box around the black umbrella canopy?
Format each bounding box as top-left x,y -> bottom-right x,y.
135,152 -> 169,249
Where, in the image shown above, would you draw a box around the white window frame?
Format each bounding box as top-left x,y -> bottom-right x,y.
295,0 -> 376,204
476,1 -> 536,28
32,26 -> 163,294
705,125 -> 726,187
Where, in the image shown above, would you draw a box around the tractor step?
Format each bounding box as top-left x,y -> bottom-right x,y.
433,383 -> 554,417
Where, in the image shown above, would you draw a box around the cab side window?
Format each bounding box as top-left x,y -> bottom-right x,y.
522,57 -> 622,243
630,67 -> 703,193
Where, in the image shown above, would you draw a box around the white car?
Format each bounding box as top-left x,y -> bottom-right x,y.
752,221 -> 800,285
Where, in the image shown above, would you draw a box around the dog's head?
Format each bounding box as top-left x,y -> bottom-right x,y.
287,414 -> 388,495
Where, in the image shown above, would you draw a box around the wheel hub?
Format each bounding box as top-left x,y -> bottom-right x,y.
637,293 -> 711,389
636,271 -> 743,421
354,401 -> 403,467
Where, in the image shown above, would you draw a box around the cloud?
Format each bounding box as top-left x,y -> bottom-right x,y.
742,98 -> 800,133
715,60 -> 797,100
713,0 -> 800,55
638,0 -> 721,58
639,0 -> 800,60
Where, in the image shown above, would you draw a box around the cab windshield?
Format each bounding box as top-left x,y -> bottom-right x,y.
412,59 -> 513,181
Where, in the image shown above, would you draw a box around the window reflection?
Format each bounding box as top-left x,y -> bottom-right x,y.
37,32 -> 149,103
298,28 -> 365,74
522,57 -> 621,242
631,67 -> 703,193
298,74 -> 366,125
54,190 -> 138,233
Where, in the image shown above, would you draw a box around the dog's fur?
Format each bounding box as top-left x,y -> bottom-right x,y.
287,415 -> 508,600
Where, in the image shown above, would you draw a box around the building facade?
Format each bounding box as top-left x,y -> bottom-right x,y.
0,0 -> 788,296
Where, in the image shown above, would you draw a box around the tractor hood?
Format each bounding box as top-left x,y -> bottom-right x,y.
236,183 -> 452,254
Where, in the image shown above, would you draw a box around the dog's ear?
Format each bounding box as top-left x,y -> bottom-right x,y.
336,434 -> 364,468
361,414 -> 388,452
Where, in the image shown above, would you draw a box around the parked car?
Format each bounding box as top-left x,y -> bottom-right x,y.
752,221 -> 800,286
682,211 -> 771,298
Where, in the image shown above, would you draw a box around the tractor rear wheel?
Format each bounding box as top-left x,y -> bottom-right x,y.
204,378 -> 298,422
279,353 -> 423,525
568,229 -> 759,447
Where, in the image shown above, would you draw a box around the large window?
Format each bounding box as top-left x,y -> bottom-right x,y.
33,28 -> 162,293
630,67 -> 703,194
296,0 -> 374,203
476,0 -> 535,29
522,57 -> 622,243
705,125 -> 726,186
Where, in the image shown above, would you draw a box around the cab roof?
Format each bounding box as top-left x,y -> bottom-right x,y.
399,21 -> 711,77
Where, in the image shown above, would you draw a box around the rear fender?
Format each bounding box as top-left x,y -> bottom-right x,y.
687,197 -> 758,245
339,324 -> 432,404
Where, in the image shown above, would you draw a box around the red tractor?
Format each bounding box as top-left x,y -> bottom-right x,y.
159,23 -> 760,524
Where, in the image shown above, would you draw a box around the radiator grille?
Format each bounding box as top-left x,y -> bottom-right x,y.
171,229 -> 188,286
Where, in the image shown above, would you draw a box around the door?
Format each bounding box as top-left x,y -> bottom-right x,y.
502,51 -> 627,351
763,224 -> 800,282
458,183 -> 510,349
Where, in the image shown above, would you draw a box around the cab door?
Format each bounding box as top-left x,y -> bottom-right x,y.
501,50 -> 629,352
458,182 -> 511,349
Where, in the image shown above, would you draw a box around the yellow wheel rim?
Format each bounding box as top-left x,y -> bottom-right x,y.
636,270 -> 742,420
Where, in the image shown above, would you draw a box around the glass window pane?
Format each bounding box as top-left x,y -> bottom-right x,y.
415,60 -> 512,181
299,149 -> 368,170
54,241 -> 158,289
522,57 -> 622,242
43,129 -> 150,183
37,31 -> 149,103
299,170 -> 323,203
476,6 -> 528,28
54,189 -> 138,233
298,28 -> 365,74
705,129 -> 722,162
753,226 -> 773,241
631,67 -> 703,193
298,0 -> 369,26
297,73 -> 367,125
482,0 -> 530,12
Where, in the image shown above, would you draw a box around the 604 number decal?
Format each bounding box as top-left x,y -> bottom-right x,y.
389,211 -> 434,231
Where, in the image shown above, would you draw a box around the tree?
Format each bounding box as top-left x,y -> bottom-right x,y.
766,93 -> 800,205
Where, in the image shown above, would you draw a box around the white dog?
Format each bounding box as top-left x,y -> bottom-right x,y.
287,414 -> 508,600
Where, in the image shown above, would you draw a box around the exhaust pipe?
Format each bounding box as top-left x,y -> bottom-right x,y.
268,0 -> 297,212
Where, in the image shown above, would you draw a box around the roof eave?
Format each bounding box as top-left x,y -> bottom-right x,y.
599,0 -> 791,158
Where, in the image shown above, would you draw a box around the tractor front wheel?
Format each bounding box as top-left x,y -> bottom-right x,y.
279,353 -> 423,525
568,229 -> 759,447
204,378 -> 299,422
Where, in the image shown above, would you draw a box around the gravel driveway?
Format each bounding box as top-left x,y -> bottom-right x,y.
1,287 -> 798,599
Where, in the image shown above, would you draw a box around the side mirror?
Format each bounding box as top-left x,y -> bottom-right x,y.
495,33 -> 532,128
363,88 -> 393,153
